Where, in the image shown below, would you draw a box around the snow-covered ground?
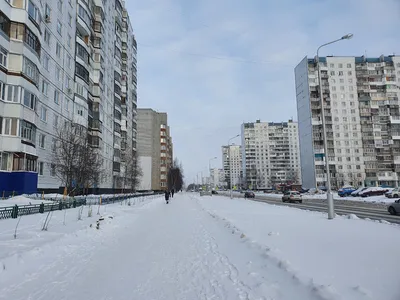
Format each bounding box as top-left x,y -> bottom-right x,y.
0,193 -> 398,300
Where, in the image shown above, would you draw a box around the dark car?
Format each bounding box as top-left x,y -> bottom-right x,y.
211,190 -> 218,195
244,191 -> 255,198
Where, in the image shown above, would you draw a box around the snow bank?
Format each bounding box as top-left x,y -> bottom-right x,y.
198,195 -> 400,300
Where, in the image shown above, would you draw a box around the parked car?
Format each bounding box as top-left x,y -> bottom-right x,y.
388,199 -> 400,215
282,191 -> 302,203
385,188 -> 399,198
244,191 -> 255,198
359,187 -> 389,197
338,186 -> 356,197
211,190 -> 218,195
351,187 -> 367,197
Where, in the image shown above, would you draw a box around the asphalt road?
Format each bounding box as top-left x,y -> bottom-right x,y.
218,192 -> 400,225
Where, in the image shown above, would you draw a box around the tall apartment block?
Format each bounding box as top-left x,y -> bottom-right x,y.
210,168 -> 226,188
0,0 -> 138,194
241,120 -> 301,189
222,144 -> 241,188
295,55 -> 400,189
137,108 -> 173,191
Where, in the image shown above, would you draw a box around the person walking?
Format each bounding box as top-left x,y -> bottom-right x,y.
171,188 -> 175,198
164,190 -> 170,204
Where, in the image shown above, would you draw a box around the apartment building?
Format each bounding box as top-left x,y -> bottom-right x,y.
241,120 -> 301,189
222,144 -> 241,188
0,0 -> 138,194
137,109 -> 173,191
295,55 -> 400,189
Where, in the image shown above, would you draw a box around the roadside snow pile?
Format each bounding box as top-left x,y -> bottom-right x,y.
198,195 -> 400,300
0,196 -> 52,208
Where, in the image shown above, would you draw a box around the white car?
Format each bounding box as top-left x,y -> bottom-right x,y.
388,200 -> 400,215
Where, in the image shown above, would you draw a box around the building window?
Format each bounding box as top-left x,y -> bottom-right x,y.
50,163 -> 56,176
0,11 -> 10,36
67,54 -> 71,69
67,34 -> 71,47
0,47 -> 7,68
23,57 -> 39,85
42,54 -> 49,70
338,63 -> 343,68
56,42 -> 62,58
338,71 -> 343,76
76,43 -> 89,63
54,90 -> 60,104
41,80 -> 49,96
347,63 -> 351,68
40,106 -> 47,122
78,4 -> 91,26
20,120 -> 36,143
57,20 -> 62,35
45,4 -> 51,17
64,98 -> 69,111
68,13 -> 72,26
3,118 -> 18,135
39,133 -> 45,148
53,114 -> 59,127
23,89 -> 37,110
38,161 -> 44,175
44,29 -> 50,45
6,85 -> 20,103
55,67 -> 61,82
58,0 -> 63,12
28,0 -> 41,25
348,71 -> 352,76
75,62 -> 89,83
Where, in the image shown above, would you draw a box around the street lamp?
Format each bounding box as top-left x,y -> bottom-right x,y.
209,157 -> 217,189
316,33 -> 353,219
228,134 -> 240,199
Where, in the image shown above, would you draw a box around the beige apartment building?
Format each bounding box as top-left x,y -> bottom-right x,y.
137,109 -> 173,191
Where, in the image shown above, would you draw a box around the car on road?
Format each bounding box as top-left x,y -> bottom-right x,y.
244,191 -> 255,198
282,191 -> 302,203
385,188 -> 399,198
338,186 -> 356,197
388,199 -> 400,215
359,187 -> 390,197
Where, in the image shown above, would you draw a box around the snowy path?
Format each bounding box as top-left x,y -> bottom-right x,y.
0,194 -> 323,300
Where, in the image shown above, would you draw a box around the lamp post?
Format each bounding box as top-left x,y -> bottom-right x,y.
228,134 -> 240,199
316,33 -> 353,219
209,157 -> 217,190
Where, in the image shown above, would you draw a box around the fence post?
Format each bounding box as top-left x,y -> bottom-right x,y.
11,204 -> 18,219
39,202 -> 44,213
2,191 -> 4,200
12,191 -> 15,197
42,191 -> 44,200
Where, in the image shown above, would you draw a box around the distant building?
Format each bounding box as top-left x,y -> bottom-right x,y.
241,120 -> 301,189
222,145 -> 242,188
210,168 -> 226,187
137,109 -> 173,190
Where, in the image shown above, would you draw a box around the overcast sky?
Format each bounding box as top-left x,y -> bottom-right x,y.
126,0 -> 400,184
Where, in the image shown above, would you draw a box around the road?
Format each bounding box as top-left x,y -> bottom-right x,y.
219,192 -> 400,224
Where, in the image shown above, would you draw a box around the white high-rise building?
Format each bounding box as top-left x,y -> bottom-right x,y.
241,120 -> 301,189
295,55 -> 400,189
222,145 -> 242,188
0,0 -> 137,194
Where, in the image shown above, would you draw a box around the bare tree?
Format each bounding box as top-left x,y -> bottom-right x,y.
168,158 -> 184,191
123,148 -> 143,192
51,122 -> 103,194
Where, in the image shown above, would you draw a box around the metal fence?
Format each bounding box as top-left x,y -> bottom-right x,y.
0,193 -> 158,220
